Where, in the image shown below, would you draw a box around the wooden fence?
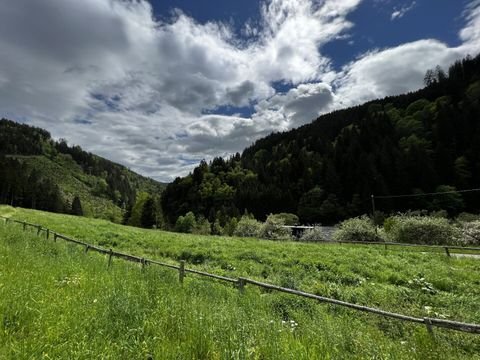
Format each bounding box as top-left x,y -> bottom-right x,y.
282,226 -> 480,257
305,239 -> 480,257
1,215 -> 479,335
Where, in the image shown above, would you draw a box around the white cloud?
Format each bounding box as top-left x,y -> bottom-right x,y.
333,40 -> 466,107
460,0 -> 480,49
329,1 -> 480,111
254,82 -> 335,128
391,1 -> 416,20
0,0 -> 479,182
0,0 -> 361,180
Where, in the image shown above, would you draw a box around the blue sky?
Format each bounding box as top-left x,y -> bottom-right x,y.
0,0 -> 479,181
152,1 -> 468,69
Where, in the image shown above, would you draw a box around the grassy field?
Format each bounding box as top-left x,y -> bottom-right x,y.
1,205 -> 479,359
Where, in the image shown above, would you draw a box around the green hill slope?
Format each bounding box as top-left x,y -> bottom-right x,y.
0,206 -> 479,358
162,54 -> 480,226
0,119 -> 165,223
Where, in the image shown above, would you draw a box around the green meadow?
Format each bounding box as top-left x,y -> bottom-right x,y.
0,205 -> 479,359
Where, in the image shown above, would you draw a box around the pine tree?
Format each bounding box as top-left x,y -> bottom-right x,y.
71,196 -> 83,216
140,197 -> 156,228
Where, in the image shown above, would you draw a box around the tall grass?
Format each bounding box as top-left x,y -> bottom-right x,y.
0,206 -> 479,358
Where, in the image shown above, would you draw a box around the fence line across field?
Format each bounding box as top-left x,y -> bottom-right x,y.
1,215 -> 479,335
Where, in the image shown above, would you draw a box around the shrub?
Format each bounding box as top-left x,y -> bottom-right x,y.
259,214 -> 292,241
175,212 -> 197,233
385,215 -> 459,245
269,213 -> 299,226
193,216 -> 211,235
456,212 -> 480,223
300,227 -> 326,242
457,221 -> 480,246
233,215 -> 262,238
212,219 -> 223,235
222,217 -> 238,236
333,216 -> 383,242
430,210 -> 448,218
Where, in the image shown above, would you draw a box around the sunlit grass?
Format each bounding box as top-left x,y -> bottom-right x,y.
0,205 -> 479,358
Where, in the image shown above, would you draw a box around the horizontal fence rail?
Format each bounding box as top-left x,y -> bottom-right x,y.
1,215 -> 479,335
311,239 -> 480,252
309,239 -> 480,257
283,226 -> 480,256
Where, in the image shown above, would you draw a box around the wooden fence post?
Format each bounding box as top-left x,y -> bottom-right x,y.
108,249 -> 113,268
179,260 -> 185,284
46,229 -> 50,240
85,245 -> 90,253
141,258 -> 146,272
36,225 -> 41,236
237,277 -> 246,293
23,221 -> 26,231
424,318 -> 435,336
53,233 -> 57,242
444,247 -> 451,257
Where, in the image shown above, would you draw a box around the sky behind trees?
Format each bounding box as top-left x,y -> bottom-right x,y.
1,0 -> 479,181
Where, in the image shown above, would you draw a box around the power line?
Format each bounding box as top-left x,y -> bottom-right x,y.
373,188 -> 480,200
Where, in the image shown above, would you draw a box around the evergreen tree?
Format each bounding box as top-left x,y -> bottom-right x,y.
297,187 -> 325,224
140,197 -> 156,228
71,196 -> 83,216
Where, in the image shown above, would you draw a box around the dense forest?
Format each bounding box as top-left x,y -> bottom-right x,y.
0,119 -> 164,225
162,54 -> 480,226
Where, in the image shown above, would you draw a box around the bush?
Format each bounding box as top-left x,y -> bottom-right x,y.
175,212 -> 197,233
222,217 -> 238,236
385,215 -> 459,245
300,227 -> 326,242
233,215 -> 262,238
456,212 -> 480,223
259,214 -> 292,241
212,219 -> 223,235
193,216 -> 211,235
430,210 -> 448,218
333,216 -> 383,242
457,221 -> 480,246
269,213 -> 299,226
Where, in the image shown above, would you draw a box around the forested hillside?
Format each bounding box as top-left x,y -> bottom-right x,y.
0,119 -> 165,224
162,54 -> 480,226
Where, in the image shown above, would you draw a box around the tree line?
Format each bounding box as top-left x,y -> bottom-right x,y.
162,54 -> 480,227
0,119 -> 164,222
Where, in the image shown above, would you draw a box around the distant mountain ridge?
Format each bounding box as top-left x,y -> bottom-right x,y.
0,119 -> 165,223
162,54 -> 480,226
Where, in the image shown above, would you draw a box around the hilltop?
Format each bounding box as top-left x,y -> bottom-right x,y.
0,119 -> 165,223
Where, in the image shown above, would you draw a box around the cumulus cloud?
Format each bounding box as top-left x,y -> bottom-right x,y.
254,83 -> 335,128
329,1 -> 480,111
0,0 -> 479,181
0,0 -> 361,180
333,40 -> 467,107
